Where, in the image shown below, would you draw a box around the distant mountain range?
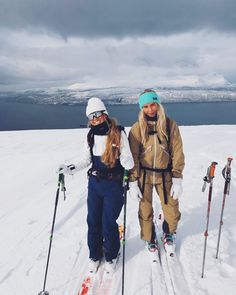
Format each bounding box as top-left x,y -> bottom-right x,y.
1,85 -> 236,105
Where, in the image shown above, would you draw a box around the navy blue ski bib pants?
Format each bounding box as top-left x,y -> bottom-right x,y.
87,157 -> 124,261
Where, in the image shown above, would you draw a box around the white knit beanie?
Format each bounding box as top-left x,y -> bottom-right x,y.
86,97 -> 108,117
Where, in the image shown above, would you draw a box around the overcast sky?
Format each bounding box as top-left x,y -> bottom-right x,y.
0,0 -> 236,90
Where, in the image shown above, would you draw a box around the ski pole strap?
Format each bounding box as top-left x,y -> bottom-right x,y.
201,178 -> 207,192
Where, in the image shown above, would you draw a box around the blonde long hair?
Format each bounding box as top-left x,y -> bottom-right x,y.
138,103 -> 168,145
102,118 -> 121,168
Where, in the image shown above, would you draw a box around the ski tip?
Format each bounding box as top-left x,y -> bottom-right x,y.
149,248 -> 158,253
77,277 -> 92,295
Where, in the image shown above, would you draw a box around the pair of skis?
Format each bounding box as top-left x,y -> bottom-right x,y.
77,225 -> 124,295
78,170 -> 129,295
77,264 -> 113,295
151,217 -> 191,295
148,219 -> 180,295
78,254 -> 121,295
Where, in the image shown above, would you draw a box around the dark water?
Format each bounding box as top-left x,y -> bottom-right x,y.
1,100 -> 236,131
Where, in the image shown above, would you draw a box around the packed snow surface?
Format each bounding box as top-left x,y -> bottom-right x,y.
0,125 -> 236,295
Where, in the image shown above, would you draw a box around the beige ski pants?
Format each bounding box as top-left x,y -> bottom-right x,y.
138,181 -> 181,242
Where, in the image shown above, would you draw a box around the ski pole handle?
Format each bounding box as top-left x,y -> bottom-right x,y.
209,161 -> 218,178
58,172 -> 64,183
207,162 -> 217,203
226,157 -> 233,178
222,157 -> 233,195
227,157 -> 233,164
58,173 -> 67,200
123,170 -> 129,189
202,161 -> 218,192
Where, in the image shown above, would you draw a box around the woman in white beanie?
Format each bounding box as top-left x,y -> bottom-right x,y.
128,89 -> 185,257
59,97 -> 134,273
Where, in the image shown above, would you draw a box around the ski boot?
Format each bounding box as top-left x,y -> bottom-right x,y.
163,232 -> 176,257
88,258 -> 100,273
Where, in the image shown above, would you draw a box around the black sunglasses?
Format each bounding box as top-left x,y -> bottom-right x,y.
87,111 -> 105,121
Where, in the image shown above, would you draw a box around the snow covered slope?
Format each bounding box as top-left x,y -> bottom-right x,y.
0,126 -> 236,295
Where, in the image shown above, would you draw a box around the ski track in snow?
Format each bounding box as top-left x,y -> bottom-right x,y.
149,250 -> 168,295
0,126 -> 236,295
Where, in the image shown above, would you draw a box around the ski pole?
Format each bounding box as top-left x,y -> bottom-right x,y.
201,161 -> 217,278
216,157 -> 233,259
121,170 -> 129,295
38,172 -> 66,295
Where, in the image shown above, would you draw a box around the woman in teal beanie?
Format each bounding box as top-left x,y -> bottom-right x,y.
128,89 -> 185,257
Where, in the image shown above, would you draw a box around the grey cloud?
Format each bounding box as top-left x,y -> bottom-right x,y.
0,0 -> 236,38
135,57 -> 155,67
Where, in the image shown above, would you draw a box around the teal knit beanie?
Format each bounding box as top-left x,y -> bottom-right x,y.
138,90 -> 161,109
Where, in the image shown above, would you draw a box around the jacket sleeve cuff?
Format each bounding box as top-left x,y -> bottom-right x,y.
172,170 -> 183,178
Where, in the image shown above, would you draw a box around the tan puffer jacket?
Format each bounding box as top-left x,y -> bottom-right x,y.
128,117 -> 185,184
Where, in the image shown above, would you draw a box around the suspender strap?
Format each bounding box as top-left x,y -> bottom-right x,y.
141,169 -> 147,194
161,172 -> 168,205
